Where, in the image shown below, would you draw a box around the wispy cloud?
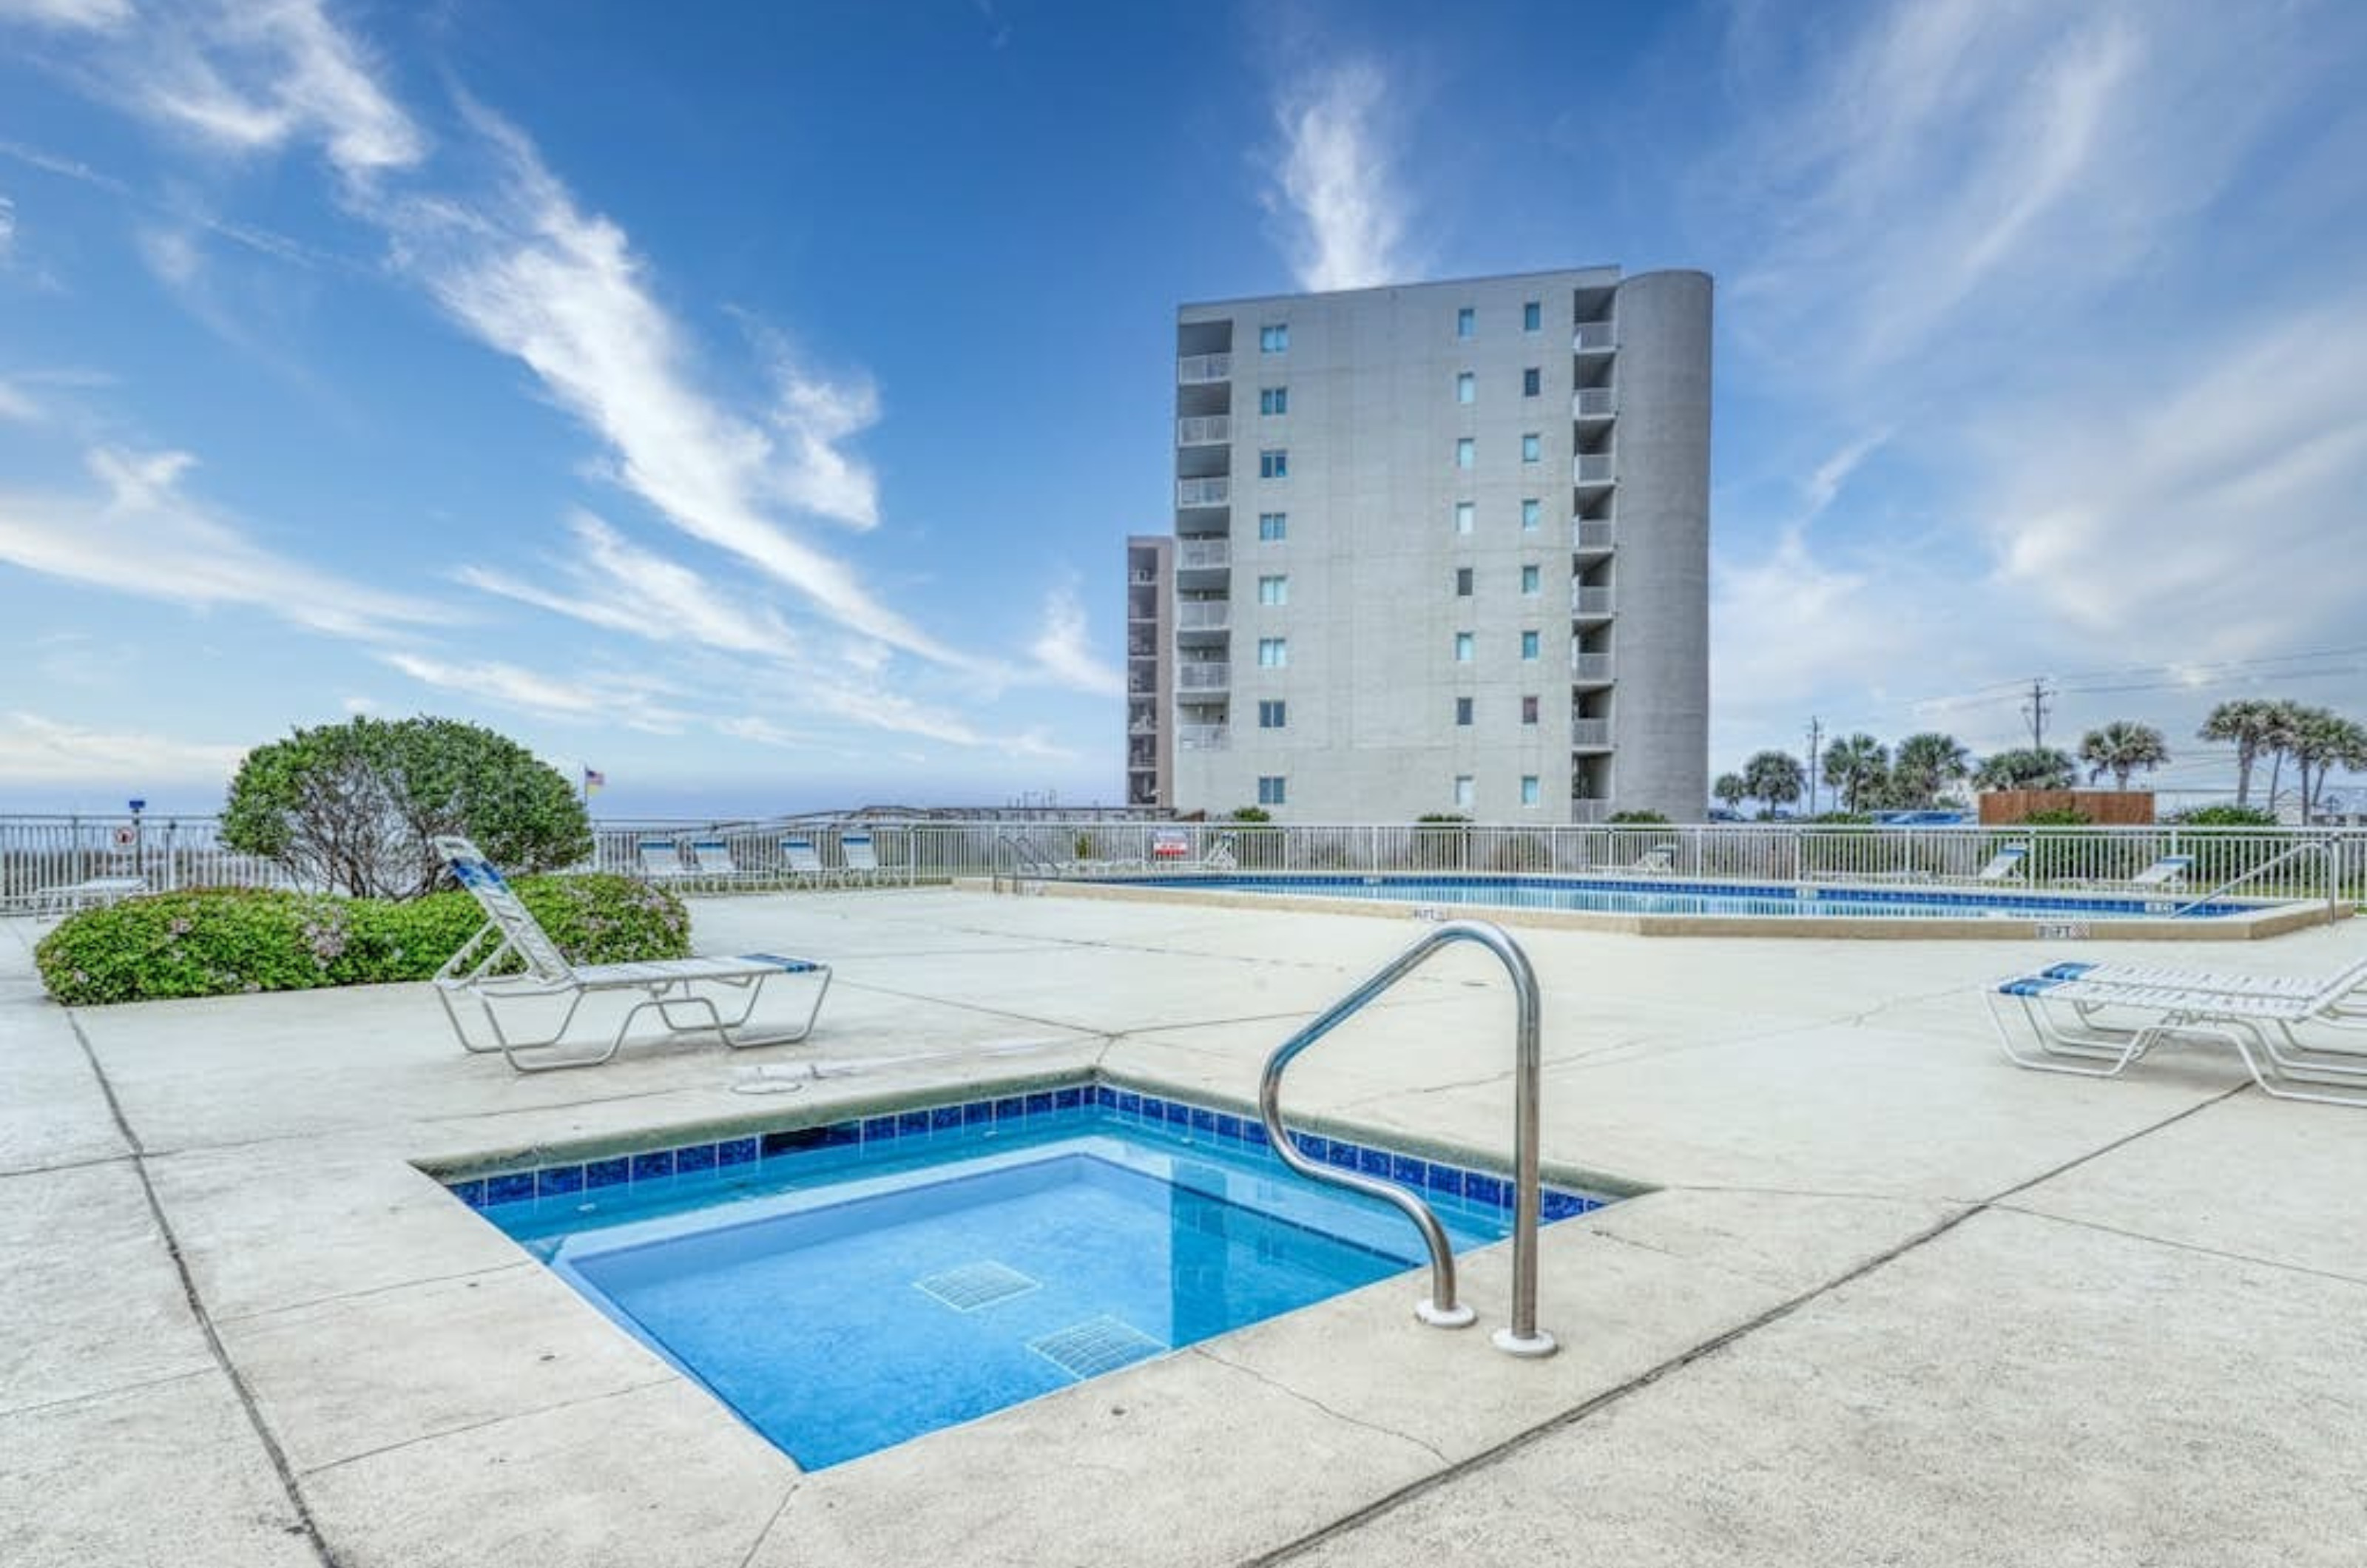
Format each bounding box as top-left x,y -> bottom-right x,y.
0,379 -> 36,422
0,0 -> 134,30
0,710 -> 243,784
378,650 -> 687,732
1027,583 -> 1122,696
0,192 -> 14,260
1262,60 -> 1407,291
0,445 -> 445,637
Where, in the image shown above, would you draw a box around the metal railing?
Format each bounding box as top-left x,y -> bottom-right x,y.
1176,414 -> 1232,445
1572,586 -> 1615,617
2173,839 -> 2340,919
1177,662 -> 1230,690
1573,520 -> 1614,552
1176,600 -> 1231,630
1176,476 -> 1232,507
1178,725 -> 1229,750
1573,322 -> 1614,352
1177,539 -> 1232,571
1572,387 -> 1615,418
1177,352 -> 1232,384
1573,453 -> 1615,484
1258,919 -> 1555,1355
1572,652 -> 1614,681
1571,719 -> 1611,748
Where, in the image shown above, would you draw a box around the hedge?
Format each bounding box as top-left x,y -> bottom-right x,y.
34,874 -> 689,1006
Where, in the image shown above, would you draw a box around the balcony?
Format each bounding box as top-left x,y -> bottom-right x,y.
1572,586 -> 1615,619
1129,570 -> 1158,584
1177,539 -> 1231,572
1573,322 -> 1613,354
1569,799 -> 1611,824
1573,453 -> 1615,486
1177,476 -> 1232,508
1572,387 -> 1615,419
1573,520 -> 1614,555
1178,724 -> 1229,751
1128,673 -> 1156,696
1570,718 -> 1611,749
1571,652 -> 1614,684
1129,746 -> 1157,770
1176,600 -> 1230,632
1178,353 -> 1232,385
1177,414 -> 1232,446
1128,716 -> 1158,735
1178,663 -> 1230,692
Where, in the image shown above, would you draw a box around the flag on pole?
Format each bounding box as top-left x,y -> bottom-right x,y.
582,767 -> 606,797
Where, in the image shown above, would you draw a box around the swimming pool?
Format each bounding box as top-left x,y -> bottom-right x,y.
450,1084 -> 1607,1469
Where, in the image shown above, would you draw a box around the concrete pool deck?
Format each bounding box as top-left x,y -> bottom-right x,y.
2,889 -> 2361,1565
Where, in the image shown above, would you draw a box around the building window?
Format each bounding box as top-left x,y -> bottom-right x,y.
1257,637 -> 1288,668
1521,630 -> 1541,660
1260,449 -> 1288,479
1258,574 -> 1288,606
1521,499 -> 1541,531
1523,300 -> 1542,331
1453,501 -> 1474,535
1258,700 -> 1286,729
1456,307 -> 1476,339
1260,386 -> 1289,416
1453,775 -> 1475,809
1260,323 -> 1289,353
1521,775 -> 1541,806
1522,367 -> 1541,397
1453,632 -> 1474,663
1455,697 -> 1474,727
1521,433 -> 1542,463
1259,511 -> 1287,541
1521,564 -> 1541,595
1522,695 -> 1540,726
1455,567 -> 1473,597
1456,371 -> 1475,405
1258,775 -> 1287,805
1455,438 -> 1475,470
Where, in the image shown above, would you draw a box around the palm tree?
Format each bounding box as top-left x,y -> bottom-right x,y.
1820,734 -> 1888,814
2196,699 -> 2279,807
1713,772 -> 1749,815
1971,747 -> 2077,791
1890,731 -> 1971,808
2077,721 -> 2170,790
2260,699 -> 2309,811
2289,709 -> 2367,823
1742,749 -> 1805,816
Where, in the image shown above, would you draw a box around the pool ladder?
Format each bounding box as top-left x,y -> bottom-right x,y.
1257,919 -> 1557,1357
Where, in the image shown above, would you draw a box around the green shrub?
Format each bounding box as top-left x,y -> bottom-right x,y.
2014,806 -> 2093,827
35,873 -> 686,1006
2171,804 -> 2279,828
1229,806 -> 1272,823
1607,810 -> 1669,824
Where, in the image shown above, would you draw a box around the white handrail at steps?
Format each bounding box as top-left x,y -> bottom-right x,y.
1256,919 -> 1557,1357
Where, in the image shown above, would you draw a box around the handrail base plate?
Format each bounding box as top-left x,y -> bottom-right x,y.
1492,1326 -> 1559,1358
1417,1300 -> 1478,1328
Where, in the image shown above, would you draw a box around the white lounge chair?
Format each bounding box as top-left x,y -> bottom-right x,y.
637,838 -> 692,883
1974,845 -> 2027,882
2126,854 -> 2193,889
839,832 -> 885,885
689,838 -> 743,890
780,836 -> 836,888
432,835 -> 830,1072
1625,844 -> 1677,874
1988,956 -> 2367,1107
27,874 -> 148,914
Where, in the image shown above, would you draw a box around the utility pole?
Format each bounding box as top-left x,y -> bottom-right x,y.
2022,677 -> 2054,750
1805,717 -> 1823,816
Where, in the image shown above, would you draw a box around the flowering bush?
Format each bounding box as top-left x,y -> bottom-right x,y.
33,875 -> 687,1006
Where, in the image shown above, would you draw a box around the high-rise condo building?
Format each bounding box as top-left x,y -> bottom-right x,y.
1128,266 -> 1709,822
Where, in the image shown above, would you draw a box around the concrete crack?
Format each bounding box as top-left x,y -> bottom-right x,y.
1190,1345 -> 1451,1467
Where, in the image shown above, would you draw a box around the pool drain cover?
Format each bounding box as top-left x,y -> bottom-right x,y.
1027,1316 -> 1166,1379
915,1260 -> 1039,1311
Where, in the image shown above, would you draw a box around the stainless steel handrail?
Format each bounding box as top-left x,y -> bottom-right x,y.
2172,839 -> 2340,919
991,833 -> 1058,894
1256,919 -> 1556,1357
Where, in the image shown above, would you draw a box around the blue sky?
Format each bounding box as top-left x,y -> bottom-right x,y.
2,0 -> 2363,817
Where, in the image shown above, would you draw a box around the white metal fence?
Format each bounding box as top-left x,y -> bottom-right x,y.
7,814 -> 2363,912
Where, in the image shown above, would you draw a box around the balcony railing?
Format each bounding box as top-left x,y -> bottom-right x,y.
1177,414 -> 1232,445
1177,600 -> 1230,631
1129,749 -> 1157,770
1178,353 -> 1232,384
1177,476 -> 1232,507
1572,322 -> 1613,353
1570,719 -> 1611,748
1129,570 -> 1158,584
1178,725 -> 1229,750
1572,586 -> 1615,618
1574,453 -> 1614,484
1573,520 -> 1614,552
1128,717 -> 1158,735
1178,663 -> 1230,691
1177,539 -> 1231,571
1572,652 -> 1614,682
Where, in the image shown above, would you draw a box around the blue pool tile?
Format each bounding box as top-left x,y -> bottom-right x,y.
862,1115 -> 898,1142
1356,1145 -> 1391,1177
964,1100 -> 993,1126
716,1137 -> 758,1167
1116,1091 -> 1141,1115
1325,1140 -> 1361,1171
1138,1095 -> 1165,1122
537,1164 -> 584,1197
1024,1092 -> 1055,1116
1391,1154 -> 1425,1187
897,1111 -> 932,1137
1162,1100 -> 1189,1127
1054,1087 -> 1083,1110
629,1150 -> 675,1183
993,1097 -> 1024,1121
485,1172 -> 536,1206
930,1105 -> 963,1132
448,1178 -> 487,1209
1464,1172 -> 1507,1209
584,1158 -> 632,1189
677,1143 -> 718,1175
1539,1190 -> 1587,1220
1423,1162 -> 1462,1196
1189,1107 -> 1217,1135
1294,1132 -> 1327,1163
1095,1085 -> 1118,1109
1215,1113 -> 1243,1142
1242,1122 -> 1270,1149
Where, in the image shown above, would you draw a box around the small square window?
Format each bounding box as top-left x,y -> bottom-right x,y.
1522,301 -> 1542,331
1257,775 -> 1287,805
1522,368 -> 1541,397
1455,567 -> 1474,597
1521,565 -> 1541,595
1520,499 -> 1541,531
1257,636 -> 1288,668
1258,700 -> 1286,729
1521,433 -> 1542,463
1453,775 -> 1475,808
1260,323 -> 1289,353
1455,697 -> 1474,726
1521,630 -> 1541,660
1260,386 -> 1289,416
1453,632 -> 1474,663
1456,371 -> 1475,405
1520,775 -> 1541,806
1258,512 -> 1287,541
1258,574 -> 1288,606
1455,438 -> 1475,470
1260,448 -> 1288,479
1453,501 -> 1474,535
1521,695 -> 1540,726
1456,307 -> 1476,338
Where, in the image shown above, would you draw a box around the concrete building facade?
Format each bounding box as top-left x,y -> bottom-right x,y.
1124,534 -> 1174,808
1141,266 -> 1711,822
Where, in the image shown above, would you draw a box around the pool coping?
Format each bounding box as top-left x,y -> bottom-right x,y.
965,873 -> 2345,942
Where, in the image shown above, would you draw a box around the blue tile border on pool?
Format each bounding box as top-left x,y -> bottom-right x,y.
443,1075 -> 1611,1223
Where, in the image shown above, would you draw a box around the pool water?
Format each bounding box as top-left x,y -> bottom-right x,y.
466,1096 -> 1596,1469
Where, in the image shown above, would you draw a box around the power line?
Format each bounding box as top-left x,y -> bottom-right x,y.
2021,677 -> 2054,749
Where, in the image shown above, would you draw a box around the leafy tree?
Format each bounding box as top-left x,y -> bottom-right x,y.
1741,749 -> 1805,815
1971,747 -> 2077,791
2289,708 -> 2367,823
220,717 -> 592,899
1820,734 -> 1888,814
2197,699 -> 2280,808
1889,732 -> 1971,808
1712,773 -> 1749,814
2077,720 -> 2170,789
